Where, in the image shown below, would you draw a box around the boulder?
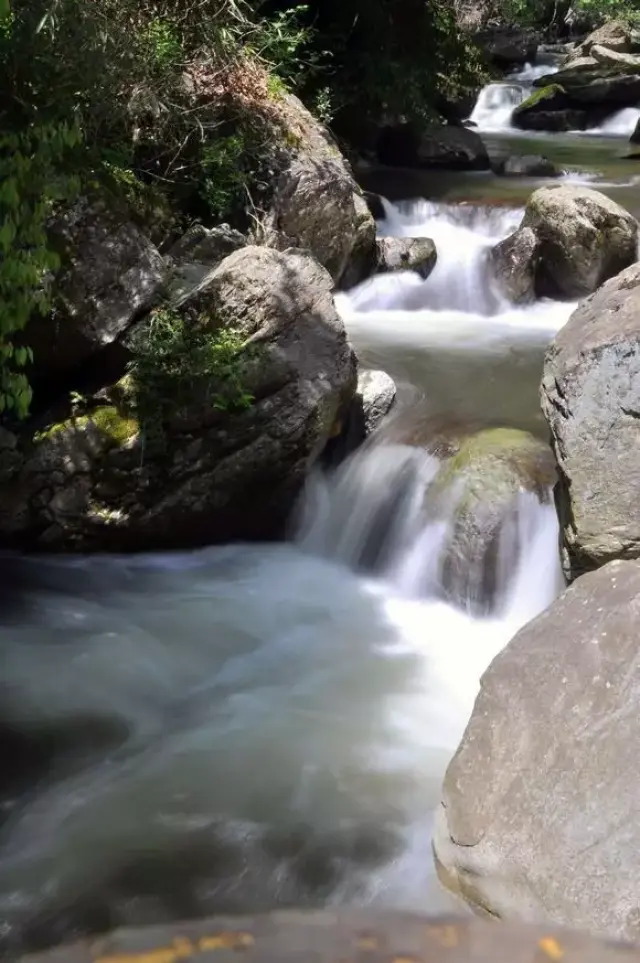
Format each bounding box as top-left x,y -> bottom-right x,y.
541,264 -> 640,580
426,428 -> 555,612
434,558 -> 640,943
260,93 -> 376,288
0,247 -> 356,551
493,185 -> 638,301
474,26 -> 539,70
489,226 -> 537,304
591,45 -> 640,71
377,123 -> 490,172
512,85 -> 591,132
569,19 -> 633,60
25,197 -> 168,385
534,65 -> 640,108
631,116 -> 640,144
492,154 -> 561,178
375,237 -> 437,279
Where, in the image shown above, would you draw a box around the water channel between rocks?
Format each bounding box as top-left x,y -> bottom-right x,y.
0,70 -> 637,957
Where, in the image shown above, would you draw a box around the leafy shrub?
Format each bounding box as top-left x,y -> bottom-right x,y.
0,121 -> 81,417
126,307 -> 254,453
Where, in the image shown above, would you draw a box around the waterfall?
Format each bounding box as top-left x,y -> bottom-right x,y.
589,107 -> 640,137
0,195 -> 574,957
468,83 -> 527,132
468,59 -> 559,132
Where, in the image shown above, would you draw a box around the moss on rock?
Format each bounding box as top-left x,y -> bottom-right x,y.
515,84 -> 566,113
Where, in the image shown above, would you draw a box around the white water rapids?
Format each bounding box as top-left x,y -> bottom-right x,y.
469,57 -> 640,136
0,198 -> 573,955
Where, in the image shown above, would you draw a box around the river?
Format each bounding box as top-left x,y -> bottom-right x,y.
0,59 -> 637,956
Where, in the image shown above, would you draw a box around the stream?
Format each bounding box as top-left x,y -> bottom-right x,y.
0,57 -> 638,956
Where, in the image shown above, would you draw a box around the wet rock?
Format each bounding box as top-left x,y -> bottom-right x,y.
427,428 -> 555,613
474,26 -> 539,70
534,64 -> 640,109
0,247 -> 356,551
375,237 -> 437,279
541,263 -> 640,580
512,85 -> 588,132
15,911 -> 640,963
494,185 -> 638,301
357,370 -> 397,437
377,123 -> 489,172
489,226 -> 537,304
259,93 -> 376,288
631,116 -> 640,144
26,197 -> 168,384
434,559 -> 640,942
492,154 -> 561,178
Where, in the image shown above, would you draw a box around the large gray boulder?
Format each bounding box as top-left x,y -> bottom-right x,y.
0,247 -> 356,551
259,94 -> 376,288
568,19 -> 633,60
490,185 -> 638,301
434,558 -> 640,943
541,263 -> 640,581
26,198 -> 168,383
534,64 -> 640,109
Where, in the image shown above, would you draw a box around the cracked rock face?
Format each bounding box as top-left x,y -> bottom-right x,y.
433,558 -> 640,942
541,262 -> 640,580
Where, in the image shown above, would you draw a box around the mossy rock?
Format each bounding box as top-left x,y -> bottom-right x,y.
34,406 -> 139,449
516,83 -> 566,113
427,428 -> 556,613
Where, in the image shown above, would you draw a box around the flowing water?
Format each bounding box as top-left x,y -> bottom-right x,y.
0,52 -> 637,958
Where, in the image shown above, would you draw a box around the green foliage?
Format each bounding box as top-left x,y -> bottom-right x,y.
200,132 -> 254,220
126,307 -> 254,453
0,121 -> 81,418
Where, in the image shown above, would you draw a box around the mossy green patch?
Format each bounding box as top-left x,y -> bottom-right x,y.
33,406 -> 139,447
515,84 -> 566,114
89,406 -> 139,445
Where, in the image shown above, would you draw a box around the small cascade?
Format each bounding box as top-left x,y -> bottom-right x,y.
469,83 -> 527,132
372,197 -> 523,315
590,107 -> 640,137
296,439 -> 563,619
468,58 -> 559,132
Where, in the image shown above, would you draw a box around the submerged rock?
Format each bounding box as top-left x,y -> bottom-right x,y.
491,185 -> 638,301
492,154 -> 561,178
541,263 -> 640,580
0,247 -> 356,551
11,910 -> 640,963
260,93 -> 376,288
434,559 -> 640,942
375,237 -> 437,279
427,428 -> 555,612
